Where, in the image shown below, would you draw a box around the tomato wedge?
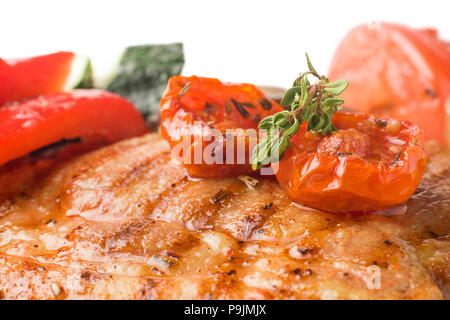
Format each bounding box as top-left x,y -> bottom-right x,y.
0,51 -> 75,106
328,23 -> 450,143
275,112 -> 426,213
0,90 -> 148,167
160,75 -> 283,177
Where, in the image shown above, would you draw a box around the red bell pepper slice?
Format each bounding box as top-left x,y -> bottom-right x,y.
0,51 -> 75,106
0,90 -> 148,166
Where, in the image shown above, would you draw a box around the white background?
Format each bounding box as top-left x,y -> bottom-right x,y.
2,0 -> 449,88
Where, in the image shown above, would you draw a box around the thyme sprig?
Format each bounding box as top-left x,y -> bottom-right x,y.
251,53 -> 349,170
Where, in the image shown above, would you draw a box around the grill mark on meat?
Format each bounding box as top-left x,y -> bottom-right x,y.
151,179 -> 233,231
58,137 -> 187,221
212,179 -> 280,240
65,218 -> 200,267
0,134 -> 447,299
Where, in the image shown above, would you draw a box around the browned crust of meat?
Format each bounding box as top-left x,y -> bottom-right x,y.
0,134 -> 448,300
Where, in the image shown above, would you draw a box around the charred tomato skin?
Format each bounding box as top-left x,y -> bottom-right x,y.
160,75 -> 283,177
275,112 -> 427,213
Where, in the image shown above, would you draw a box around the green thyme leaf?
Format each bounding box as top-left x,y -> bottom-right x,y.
285,117 -> 301,138
280,86 -> 302,106
251,54 -> 349,170
273,111 -> 291,129
307,115 -> 320,132
324,79 -> 349,95
322,112 -> 336,134
322,97 -> 344,107
301,102 -> 317,122
305,52 -> 317,74
251,135 -> 272,170
270,134 -> 290,163
291,93 -> 301,111
258,115 -> 274,130
274,117 -> 292,130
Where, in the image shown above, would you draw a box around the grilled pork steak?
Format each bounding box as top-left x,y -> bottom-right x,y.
0,134 -> 448,299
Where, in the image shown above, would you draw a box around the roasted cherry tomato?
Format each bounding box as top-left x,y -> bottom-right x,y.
0,51 -> 75,106
328,23 -> 450,143
275,111 -> 426,213
160,75 -> 283,177
0,90 -> 148,167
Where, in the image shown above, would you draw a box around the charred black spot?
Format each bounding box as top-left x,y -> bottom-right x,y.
204,102 -> 215,114
231,99 -> 250,119
151,267 -> 163,275
164,251 -> 180,260
392,150 -> 402,166
261,203 -> 273,210
29,137 -> 82,158
45,218 -> 56,225
80,270 -> 96,281
336,152 -> 352,156
259,97 -> 273,110
297,248 -> 313,255
428,230 -> 439,238
425,88 -> 436,98
374,119 -> 388,127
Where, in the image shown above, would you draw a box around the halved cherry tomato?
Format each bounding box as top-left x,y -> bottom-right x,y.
0,90 -> 148,167
160,76 -> 283,177
275,111 -> 426,213
0,51 -> 75,106
328,23 -> 450,143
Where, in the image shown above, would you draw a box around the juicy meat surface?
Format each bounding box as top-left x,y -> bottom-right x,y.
0,133 -> 448,300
